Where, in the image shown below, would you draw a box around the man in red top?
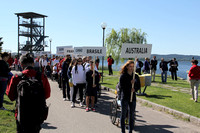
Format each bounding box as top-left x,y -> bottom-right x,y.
188,59 -> 200,102
107,55 -> 113,75
6,54 -> 51,133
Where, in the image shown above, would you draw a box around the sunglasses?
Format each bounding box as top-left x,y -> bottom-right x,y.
78,60 -> 82,62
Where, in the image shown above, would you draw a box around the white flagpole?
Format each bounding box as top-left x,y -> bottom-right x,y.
130,57 -> 137,102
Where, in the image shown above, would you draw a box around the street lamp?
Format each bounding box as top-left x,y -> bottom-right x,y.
49,38 -> 52,59
101,22 -> 107,82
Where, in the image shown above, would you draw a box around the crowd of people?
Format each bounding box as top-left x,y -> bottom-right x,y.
0,52 -> 102,132
0,52 -> 200,133
136,56 -> 179,83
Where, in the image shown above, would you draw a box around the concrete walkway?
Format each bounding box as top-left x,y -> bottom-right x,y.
40,79 -> 200,133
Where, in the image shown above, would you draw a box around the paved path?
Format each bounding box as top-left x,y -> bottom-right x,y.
40,79 -> 200,133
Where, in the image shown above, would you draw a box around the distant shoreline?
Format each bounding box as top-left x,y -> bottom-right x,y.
151,54 -> 200,61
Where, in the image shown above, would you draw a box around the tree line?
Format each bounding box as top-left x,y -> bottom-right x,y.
105,28 -> 147,64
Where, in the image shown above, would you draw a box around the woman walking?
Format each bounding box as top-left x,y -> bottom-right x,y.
71,58 -> 86,107
67,59 -> 77,101
119,60 -> 140,133
85,60 -> 100,112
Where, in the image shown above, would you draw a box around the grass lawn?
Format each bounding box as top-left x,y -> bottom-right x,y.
153,75 -> 190,89
100,70 -> 200,118
0,95 -> 16,133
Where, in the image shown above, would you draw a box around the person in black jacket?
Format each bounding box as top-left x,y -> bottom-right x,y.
150,56 -> 157,81
67,58 -> 76,101
169,58 -> 178,80
62,55 -> 71,101
85,60 -> 100,112
119,60 -> 140,133
0,52 -> 10,110
160,58 -> 170,83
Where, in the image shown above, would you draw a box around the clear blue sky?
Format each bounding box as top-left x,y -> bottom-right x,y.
0,0 -> 200,55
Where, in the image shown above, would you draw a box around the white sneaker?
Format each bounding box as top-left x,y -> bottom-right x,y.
63,98 -> 67,101
80,102 -> 83,107
71,102 -> 75,108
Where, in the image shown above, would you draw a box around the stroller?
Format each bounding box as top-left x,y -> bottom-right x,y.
110,83 -> 136,127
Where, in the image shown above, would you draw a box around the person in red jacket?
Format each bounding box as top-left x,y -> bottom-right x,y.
6,54 -> 51,133
107,55 -> 114,75
7,53 -> 14,67
188,59 -> 200,102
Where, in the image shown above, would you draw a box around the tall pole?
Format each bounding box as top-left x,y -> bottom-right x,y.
17,15 -> 20,58
102,28 -> 105,82
50,39 -> 52,59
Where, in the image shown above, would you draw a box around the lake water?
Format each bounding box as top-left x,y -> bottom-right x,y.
99,60 -> 192,80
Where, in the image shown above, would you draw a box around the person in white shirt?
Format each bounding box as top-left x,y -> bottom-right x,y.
71,58 -> 86,108
42,56 -> 48,67
53,56 -> 60,66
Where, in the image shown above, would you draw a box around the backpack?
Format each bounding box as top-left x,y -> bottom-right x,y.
139,61 -> 143,68
112,58 -> 114,64
16,72 -> 48,126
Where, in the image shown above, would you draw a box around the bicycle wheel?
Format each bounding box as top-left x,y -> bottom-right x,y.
110,100 -> 117,124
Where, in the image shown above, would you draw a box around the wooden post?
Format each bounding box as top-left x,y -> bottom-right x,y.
93,56 -> 95,86
130,57 -> 137,102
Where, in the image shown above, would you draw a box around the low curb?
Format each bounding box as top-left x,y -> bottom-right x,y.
101,85 -> 200,127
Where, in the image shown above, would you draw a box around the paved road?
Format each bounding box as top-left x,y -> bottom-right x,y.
39,78 -> 200,133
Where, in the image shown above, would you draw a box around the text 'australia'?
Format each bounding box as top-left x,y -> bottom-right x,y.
125,48 -> 148,54
87,49 -> 102,54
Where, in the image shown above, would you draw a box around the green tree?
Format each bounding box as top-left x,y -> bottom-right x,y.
105,28 -> 147,64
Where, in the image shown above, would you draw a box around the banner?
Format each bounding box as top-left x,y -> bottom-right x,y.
74,47 -> 106,57
56,46 -> 73,55
64,48 -> 74,55
120,43 -> 152,58
74,47 -> 84,55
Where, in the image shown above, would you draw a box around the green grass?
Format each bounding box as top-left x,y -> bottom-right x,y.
142,86 -> 200,118
0,95 -> 16,133
153,75 -> 190,88
100,70 -> 200,118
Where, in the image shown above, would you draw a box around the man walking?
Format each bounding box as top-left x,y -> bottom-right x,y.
188,59 -> 200,102
6,54 -> 51,133
160,58 -> 169,83
62,55 -> 71,101
150,56 -> 157,81
169,58 -> 178,80
107,55 -> 114,75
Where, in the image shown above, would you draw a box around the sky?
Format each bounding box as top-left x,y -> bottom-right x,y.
0,0 -> 200,55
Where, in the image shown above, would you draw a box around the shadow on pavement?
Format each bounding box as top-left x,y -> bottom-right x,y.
145,95 -> 172,99
95,91 -> 115,116
134,124 -> 177,133
41,122 -> 57,130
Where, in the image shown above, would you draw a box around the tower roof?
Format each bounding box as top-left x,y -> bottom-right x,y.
15,12 -> 47,18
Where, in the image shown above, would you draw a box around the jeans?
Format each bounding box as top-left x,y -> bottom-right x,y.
62,77 -> 70,99
0,80 -> 7,108
161,71 -> 167,82
108,65 -> 113,75
120,99 -> 136,133
151,69 -> 156,81
171,71 -> 177,80
190,79 -> 200,101
72,84 -> 85,103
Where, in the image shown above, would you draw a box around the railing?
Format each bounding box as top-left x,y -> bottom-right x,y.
19,20 -> 42,26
